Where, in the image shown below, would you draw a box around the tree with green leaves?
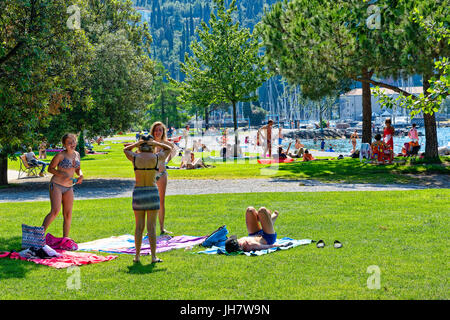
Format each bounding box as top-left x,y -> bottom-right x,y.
260,0 -> 448,158
374,7 -> 449,159
144,63 -> 188,129
42,0 -> 155,155
259,0 -> 397,143
179,0 -> 269,155
0,0 -> 90,185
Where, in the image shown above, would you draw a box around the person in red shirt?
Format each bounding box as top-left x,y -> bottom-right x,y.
383,118 -> 395,152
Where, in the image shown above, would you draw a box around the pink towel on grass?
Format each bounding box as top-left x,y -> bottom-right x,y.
0,250 -> 116,269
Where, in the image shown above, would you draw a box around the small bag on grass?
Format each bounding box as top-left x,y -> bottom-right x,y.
201,225 -> 229,247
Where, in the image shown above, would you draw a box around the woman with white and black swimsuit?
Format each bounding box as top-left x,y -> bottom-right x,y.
150,122 -> 177,235
42,133 -> 83,238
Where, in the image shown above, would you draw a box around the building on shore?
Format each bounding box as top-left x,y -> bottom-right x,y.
339,87 -> 424,121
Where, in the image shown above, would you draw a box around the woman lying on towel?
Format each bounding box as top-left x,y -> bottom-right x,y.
124,134 -> 174,263
225,207 -> 287,253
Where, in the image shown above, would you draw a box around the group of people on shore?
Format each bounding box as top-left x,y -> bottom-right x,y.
257,119 -> 320,162
256,118 -> 421,164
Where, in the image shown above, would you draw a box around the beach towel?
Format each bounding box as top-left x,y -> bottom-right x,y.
0,250 -> 116,269
257,158 -> 294,164
196,237 -> 312,256
46,233 -> 78,251
78,234 -> 207,255
206,156 -> 257,162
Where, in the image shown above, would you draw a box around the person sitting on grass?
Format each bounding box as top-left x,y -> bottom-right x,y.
371,134 -> 393,164
180,149 -> 206,169
302,149 -> 316,162
289,138 -> 304,158
274,142 -> 292,160
200,143 -> 210,152
225,207 -> 286,253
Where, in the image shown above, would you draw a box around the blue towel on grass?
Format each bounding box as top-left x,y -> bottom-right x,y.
196,237 -> 312,256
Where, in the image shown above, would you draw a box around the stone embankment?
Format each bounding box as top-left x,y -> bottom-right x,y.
284,128 -> 425,140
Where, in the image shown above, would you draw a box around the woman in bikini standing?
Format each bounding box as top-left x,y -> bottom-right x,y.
42,133 -> 83,239
124,135 -> 173,263
350,130 -> 358,153
150,122 -> 177,235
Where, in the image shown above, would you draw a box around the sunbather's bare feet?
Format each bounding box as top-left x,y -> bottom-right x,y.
272,210 -> 279,225
160,229 -> 173,235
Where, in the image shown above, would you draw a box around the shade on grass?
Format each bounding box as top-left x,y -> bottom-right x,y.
7,140 -> 450,184
0,190 -> 448,299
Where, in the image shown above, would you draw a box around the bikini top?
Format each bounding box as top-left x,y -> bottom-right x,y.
59,156 -> 80,169
133,155 -> 159,171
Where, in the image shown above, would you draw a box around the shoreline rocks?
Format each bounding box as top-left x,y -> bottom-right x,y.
284,128 -> 424,140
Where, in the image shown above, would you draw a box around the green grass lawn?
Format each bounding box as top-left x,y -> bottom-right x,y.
0,190 -> 448,299
8,139 -> 450,184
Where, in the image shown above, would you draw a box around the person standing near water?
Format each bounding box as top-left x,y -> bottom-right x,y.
383,118 -> 395,151
183,125 -> 190,150
408,123 -> 419,144
350,130 -> 358,153
383,118 -> 395,162
258,119 -> 274,158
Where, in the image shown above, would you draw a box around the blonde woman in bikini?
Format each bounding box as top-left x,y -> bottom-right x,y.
42,133 -> 83,239
350,130 -> 358,153
150,122 -> 177,235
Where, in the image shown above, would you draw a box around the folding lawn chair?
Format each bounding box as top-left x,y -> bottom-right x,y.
18,154 -> 40,179
359,143 -> 372,163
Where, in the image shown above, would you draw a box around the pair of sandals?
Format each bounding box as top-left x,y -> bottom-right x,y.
315,240 -> 342,249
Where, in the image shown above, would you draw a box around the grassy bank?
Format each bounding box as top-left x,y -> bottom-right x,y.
0,190 -> 448,299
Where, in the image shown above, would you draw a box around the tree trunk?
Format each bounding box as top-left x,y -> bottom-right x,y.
232,101 -> 238,158
422,74 -> 439,160
205,106 -> 209,130
77,130 -> 86,157
319,106 -> 324,135
361,68 -> 372,144
0,153 -> 8,186
161,87 -> 165,122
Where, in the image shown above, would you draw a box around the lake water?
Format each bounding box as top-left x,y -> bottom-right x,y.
280,127 -> 450,154
181,127 -> 450,155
